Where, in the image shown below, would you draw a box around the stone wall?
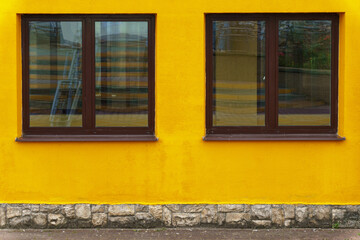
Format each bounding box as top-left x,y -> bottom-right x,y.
0,204 -> 358,229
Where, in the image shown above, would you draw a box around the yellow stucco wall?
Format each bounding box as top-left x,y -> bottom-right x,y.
0,0 -> 359,204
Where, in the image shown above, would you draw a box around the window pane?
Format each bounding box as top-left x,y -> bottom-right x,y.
95,21 -> 148,127
278,20 -> 331,126
212,21 -> 266,126
29,21 -> 82,127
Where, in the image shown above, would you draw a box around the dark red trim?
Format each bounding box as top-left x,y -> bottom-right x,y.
205,13 -> 339,135
21,14 -> 156,136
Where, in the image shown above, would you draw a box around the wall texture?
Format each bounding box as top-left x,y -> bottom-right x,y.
0,0 -> 359,206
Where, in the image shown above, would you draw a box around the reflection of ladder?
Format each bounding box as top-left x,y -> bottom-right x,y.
50,48 -> 81,126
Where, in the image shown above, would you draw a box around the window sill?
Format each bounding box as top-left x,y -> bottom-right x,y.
203,134 -> 345,141
16,135 -> 158,142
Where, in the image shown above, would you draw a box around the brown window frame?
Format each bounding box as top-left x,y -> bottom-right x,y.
19,14 -> 156,141
205,13 -> 343,140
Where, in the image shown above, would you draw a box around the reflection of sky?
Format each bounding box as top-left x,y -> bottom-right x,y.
95,22 -> 148,38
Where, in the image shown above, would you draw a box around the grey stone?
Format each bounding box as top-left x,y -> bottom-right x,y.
135,205 -> 149,212
340,220 -> 357,228
309,206 -> 331,226
0,207 -> 5,227
332,209 -> 346,220
200,205 -> 217,224
75,204 -> 91,219
251,205 -> 271,220
218,213 -> 226,226
172,213 -> 200,227
92,213 -> 107,226
9,216 -> 31,228
64,205 -> 76,218
271,208 -> 284,226
296,207 -> 308,223
163,206 -> 172,226
183,204 -> 205,213
149,205 -> 162,220
135,213 -> 154,226
218,204 -> 244,213
40,205 -> 63,214
108,205 -> 135,216
226,213 -> 251,224
108,216 -> 135,227
48,214 -> 66,226
22,209 -> 31,216
32,213 -> 47,227
284,219 -> 295,227
30,205 -> 40,212
283,205 -> 295,219
165,204 -> 181,212
92,205 -> 107,213
6,207 -> 22,219
253,220 -> 271,228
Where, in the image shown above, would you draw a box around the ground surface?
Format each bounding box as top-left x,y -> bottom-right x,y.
1,228 -> 360,240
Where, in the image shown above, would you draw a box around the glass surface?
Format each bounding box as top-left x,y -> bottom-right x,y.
95,21 -> 148,127
213,21 -> 266,126
29,21 -> 82,127
278,20 -> 332,126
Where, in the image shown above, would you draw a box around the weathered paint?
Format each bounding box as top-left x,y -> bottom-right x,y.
0,0 -> 359,204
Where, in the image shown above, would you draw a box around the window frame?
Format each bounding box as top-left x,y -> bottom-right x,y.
21,14 -> 156,140
205,13 -> 340,138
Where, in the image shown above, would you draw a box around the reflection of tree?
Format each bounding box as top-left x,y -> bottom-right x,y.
278,20 -> 331,70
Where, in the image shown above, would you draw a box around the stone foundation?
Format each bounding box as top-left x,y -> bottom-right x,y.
0,204 -> 358,229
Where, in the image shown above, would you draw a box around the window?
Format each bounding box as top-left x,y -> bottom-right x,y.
20,15 -> 155,141
205,14 -> 343,140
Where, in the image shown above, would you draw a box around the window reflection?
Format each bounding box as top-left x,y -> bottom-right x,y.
278,20 -> 332,126
95,21 -> 148,127
213,21 -> 266,126
29,21 -> 82,127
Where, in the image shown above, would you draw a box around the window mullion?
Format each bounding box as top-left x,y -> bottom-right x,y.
82,17 -> 94,131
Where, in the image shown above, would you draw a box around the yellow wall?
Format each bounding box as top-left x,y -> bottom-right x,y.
0,0 -> 359,205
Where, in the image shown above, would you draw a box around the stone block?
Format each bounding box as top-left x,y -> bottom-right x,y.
108,205 -> 135,216
75,204 -> 91,219
295,207 -> 308,224
183,204 -> 205,213
165,204 -> 181,212
9,216 -> 31,228
226,213 -> 251,225
64,205 -> 76,218
135,205 -> 149,212
218,204 -> 244,213
253,220 -> 271,228
135,213 -> 155,226
92,205 -> 107,213
32,213 -> 47,227
200,205 -> 217,224
218,213 -> 226,226
172,213 -> 200,227
251,205 -> 271,220
271,207 -> 284,226
149,205 -> 162,220
0,207 -> 6,227
283,205 -> 295,219
22,209 -> 31,216
40,205 -> 64,214
163,206 -> 172,226
6,207 -> 22,219
108,216 -> 135,228
48,214 -> 66,227
284,219 -> 295,227
30,205 -> 40,212
332,209 -> 346,220
92,213 -> 107,227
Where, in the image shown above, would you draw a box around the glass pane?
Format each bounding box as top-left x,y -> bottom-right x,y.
278,20 -> 332,126
29,21 -> 82,127
95,21 -> 148,127
213,21 -> 266,126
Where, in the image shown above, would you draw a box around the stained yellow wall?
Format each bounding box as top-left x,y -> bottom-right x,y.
0,0 -> 359,204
